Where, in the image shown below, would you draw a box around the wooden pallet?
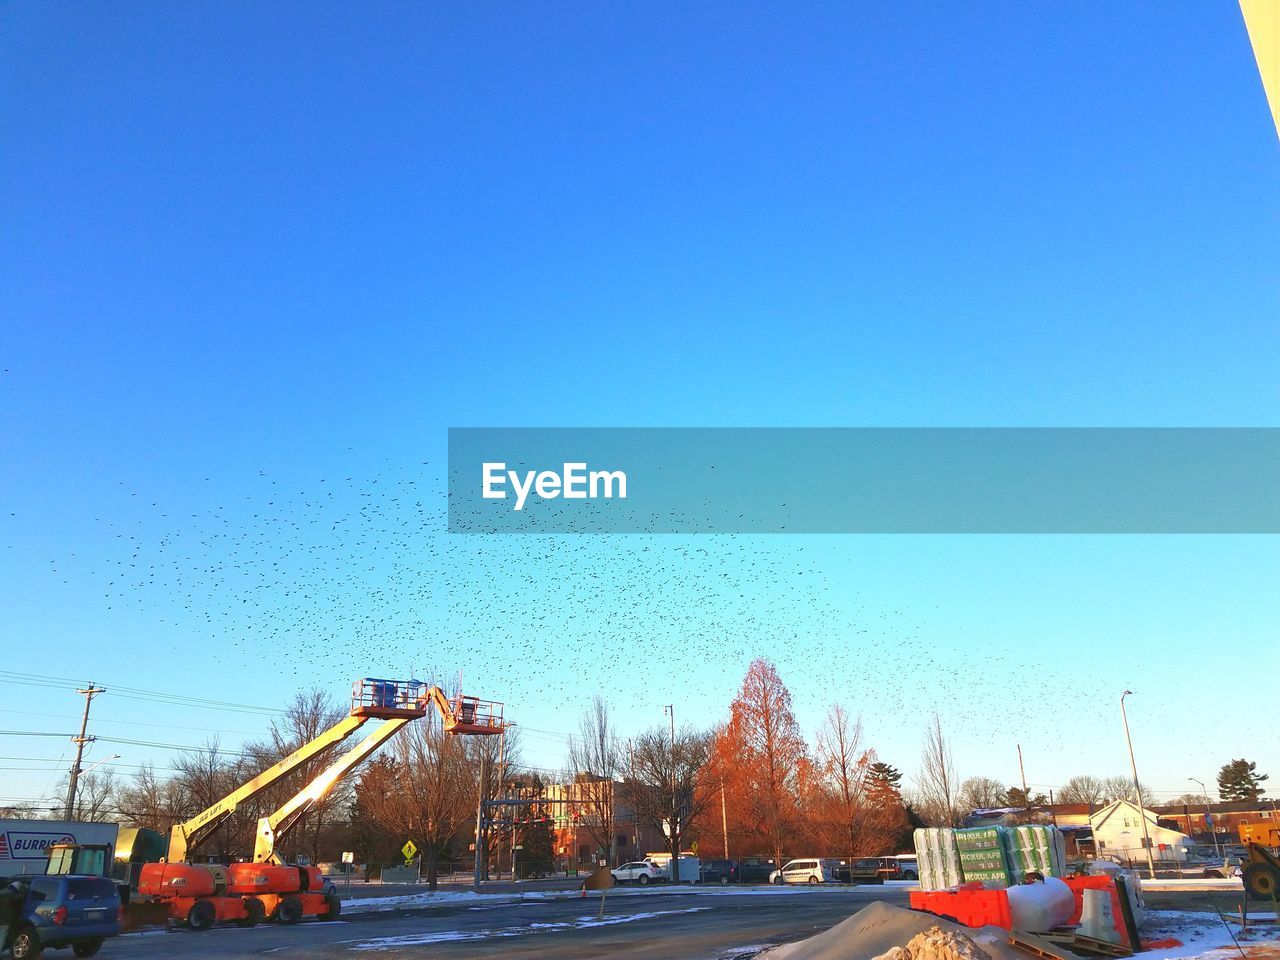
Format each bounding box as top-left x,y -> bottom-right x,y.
1008,931 -> 1132,960
1071,934 -> 1131,957
1009,932 -> 1082,960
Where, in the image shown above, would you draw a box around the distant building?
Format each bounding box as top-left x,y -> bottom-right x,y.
543,777 -> 665,867
1150,799 -> 1279,846
1090,799 -> 1192,862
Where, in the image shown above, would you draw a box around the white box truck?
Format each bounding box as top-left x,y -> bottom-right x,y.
0,819 -> 119,876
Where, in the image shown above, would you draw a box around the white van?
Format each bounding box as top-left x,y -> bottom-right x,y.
769,858 -> 835,884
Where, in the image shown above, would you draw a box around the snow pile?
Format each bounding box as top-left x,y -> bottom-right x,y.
765,901 -> 1025,960
871,926 -> 991,960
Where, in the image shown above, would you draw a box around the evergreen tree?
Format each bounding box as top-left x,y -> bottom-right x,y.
866,762 -> 904,802
1218,759 -> 1268,802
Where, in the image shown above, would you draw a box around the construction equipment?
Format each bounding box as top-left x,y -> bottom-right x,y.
251,679 -> 503,864
51,678 -> 504,931
168,678 -> 503,865
1239,821 -> 1280,849
1242,843 -> 1280,900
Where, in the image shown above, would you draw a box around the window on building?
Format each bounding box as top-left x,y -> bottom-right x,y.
617,834 -> 628,848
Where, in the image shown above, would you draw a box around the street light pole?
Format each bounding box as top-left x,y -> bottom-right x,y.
1189,777 -> 1222,859
1120,690 -> 1157,878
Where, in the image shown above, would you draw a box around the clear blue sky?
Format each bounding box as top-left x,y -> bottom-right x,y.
2,2 -> 1277,811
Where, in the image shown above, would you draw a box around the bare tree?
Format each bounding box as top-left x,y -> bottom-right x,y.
814,705 -> 869,861
1057,775 -> 1106,806
917,714 -> 960,827
566,696 -> 622,866
1100,775 -> 1152,805
65,769 -> 117,822
958,776 -> 1007,813
625,724 -> 713,881
116,763 -> 184,833
360,710 -> 475,889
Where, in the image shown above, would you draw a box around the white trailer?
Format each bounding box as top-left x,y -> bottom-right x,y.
644,852 -> 702,883
0,819 -> 118,876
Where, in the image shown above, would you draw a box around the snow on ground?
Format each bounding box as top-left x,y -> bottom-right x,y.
1141,879 -> 1245,892
347,906 -> 710,951
1140,909 -> 1280,960
341,882 -> 909,914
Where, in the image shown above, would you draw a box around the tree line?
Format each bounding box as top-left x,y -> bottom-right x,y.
4,665 -> 1267,882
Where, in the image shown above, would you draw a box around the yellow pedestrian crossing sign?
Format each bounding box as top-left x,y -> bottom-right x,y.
402,840 -> 418,862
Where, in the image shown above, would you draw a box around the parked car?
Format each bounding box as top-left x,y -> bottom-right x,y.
769,858 -> 836,885
699,857 -> 778,884
894,856 -> 919,881
3,874 -> 122,959
700,859 -> 735,884
737,857 -> 778,883
842,858 -> 886,884
870,856 -> 918,881
610,860 -> 665,885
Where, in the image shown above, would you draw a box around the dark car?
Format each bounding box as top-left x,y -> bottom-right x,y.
736,857 -> 777,883
700,859 -> 736,884
698,857 -> 776,884
844,857 -> 886,884
4,874 -> 122,959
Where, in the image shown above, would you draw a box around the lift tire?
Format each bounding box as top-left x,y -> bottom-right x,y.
72,940 -> 104,958
808,875 -> 820,885
275,896 -> 304,925
1244,862 -> 1280,899
186,900 -> 217,931
325,894 -> 342,918
9,927 -> 42,960
235,897 -> 266,928
638,873 -> 650,886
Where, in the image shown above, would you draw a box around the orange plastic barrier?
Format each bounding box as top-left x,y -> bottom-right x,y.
1062,875 -> 1132,948
910,883 -> 1013,929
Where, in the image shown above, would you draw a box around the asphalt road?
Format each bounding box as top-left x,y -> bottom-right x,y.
97,886 -> 913,959
88,886 -> 1243,960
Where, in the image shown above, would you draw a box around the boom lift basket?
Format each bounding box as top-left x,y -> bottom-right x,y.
351,678 -> 426,719
350,678 -> 505,733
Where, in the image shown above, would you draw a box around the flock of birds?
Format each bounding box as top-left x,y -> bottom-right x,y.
22,457 -> 1085,775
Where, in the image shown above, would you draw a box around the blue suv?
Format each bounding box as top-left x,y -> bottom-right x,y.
4,875 -> 122,958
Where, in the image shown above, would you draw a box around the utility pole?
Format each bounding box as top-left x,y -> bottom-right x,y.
664,705 -> 678,882
721,783 -> 729,860
64,684 -> 105,820
1017,744 -> 1029,808
494,729 -> 507,879
1120,690 -> 1157,878
472,751 -> 489,890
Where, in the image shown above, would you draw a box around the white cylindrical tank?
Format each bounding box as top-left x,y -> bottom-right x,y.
1005,876 -> 1075,932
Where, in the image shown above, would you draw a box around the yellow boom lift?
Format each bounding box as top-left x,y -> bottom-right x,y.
167,678 -> 504,864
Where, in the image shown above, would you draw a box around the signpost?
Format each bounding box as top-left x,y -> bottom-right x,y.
342,851 -> 354,892
403,839 -> 419,884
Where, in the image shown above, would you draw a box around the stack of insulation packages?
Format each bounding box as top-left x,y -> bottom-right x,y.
913,825 -> 1067,891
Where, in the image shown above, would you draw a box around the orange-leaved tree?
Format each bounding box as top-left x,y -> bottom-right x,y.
723,658 -> 808,868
